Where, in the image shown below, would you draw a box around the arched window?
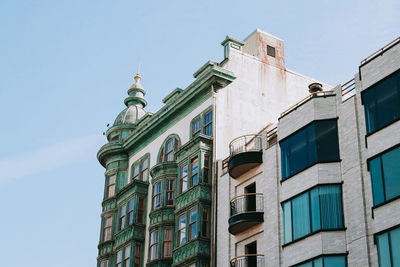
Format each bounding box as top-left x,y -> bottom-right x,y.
158,135 -> 180,163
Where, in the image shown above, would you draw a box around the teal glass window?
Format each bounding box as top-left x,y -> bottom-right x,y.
280,119 -> 340,180
294,255 -> 346,267
282,185 -> 344,244
362,69 -> 400,134
368,146 -> 400,206
376,226 -> 400,267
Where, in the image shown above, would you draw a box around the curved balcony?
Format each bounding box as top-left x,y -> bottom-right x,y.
228,193 -> 264,235
230,254 -> 265,267
228,135 -> 263,178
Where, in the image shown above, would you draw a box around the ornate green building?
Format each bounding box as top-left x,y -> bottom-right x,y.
97,56 -> 234,267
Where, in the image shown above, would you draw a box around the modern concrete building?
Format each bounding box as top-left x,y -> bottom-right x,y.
96,30 -> 400,267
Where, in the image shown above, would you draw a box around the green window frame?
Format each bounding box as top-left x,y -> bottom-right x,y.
152,182 -> 161,210
368,145 -> 400,206
158,135 -> 181,163
116,244 -> 131,267
190,108 -> 213,139
131,154 -> 150,182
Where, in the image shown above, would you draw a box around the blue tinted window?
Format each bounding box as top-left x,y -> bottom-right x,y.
283,185 -> 344,244
362,69 -> 400,134
281,120 -> 339,180
376,227 -> 400,267
294,255 -> 346,267
292,193 -> 311,240
369,146 -> 400,206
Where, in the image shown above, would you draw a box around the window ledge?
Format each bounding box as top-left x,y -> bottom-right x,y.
282,228 -> 346,248
372,195 -> 400,211
280,160 -> 342,183
365,117 -> 400,138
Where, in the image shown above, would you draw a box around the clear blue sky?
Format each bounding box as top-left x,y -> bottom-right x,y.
0,0 -> 398,266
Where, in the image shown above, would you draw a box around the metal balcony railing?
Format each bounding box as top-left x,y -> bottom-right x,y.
230,254 -> 265,267
230,193 -> 264,216
341,78 -> 355,102
229,134 -> 262,156
280,90 -> 335,118
360,36 -> 400,66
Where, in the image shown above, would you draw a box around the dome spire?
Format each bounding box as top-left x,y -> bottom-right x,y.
125,65 -> 147,108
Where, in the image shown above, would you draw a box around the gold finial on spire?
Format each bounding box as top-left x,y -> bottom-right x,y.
134,61 -> 142,84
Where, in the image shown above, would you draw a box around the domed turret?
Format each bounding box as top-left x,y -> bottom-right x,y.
106,73 -> 148,142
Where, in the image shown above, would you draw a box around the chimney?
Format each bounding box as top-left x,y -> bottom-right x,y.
308,83 -> 323,94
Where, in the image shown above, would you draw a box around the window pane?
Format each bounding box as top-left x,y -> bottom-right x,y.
315,120 -> 340,162
319,185 -> 343,229
391,228 -> 400,266
204,111 -> 213,136
313,257 -> 323,267
377,233 -> 392,267
382,147 -> 400,201
109,175 -> 116,184
117,250 -> 123,262
190,209 -> 197,240
281,124 -> 316,179
181,165 -> 188,192
362,69 -> 400,134
363,87 -> 377,134
296,262 -> 312,267
369,157 -> 385,205
192,158 -> 199,186
125,245 -> 131,258
283,201 -> 292,243
324,256 -> 346,267
193,119 -> 201,137
310,187 -> 321,232
179,216 -> 186,245
292,193 -> 311,240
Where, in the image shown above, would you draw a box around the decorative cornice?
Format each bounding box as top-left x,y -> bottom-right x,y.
122,63 -> 235,154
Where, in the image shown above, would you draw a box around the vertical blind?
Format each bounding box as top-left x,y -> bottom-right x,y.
283,185 -> 344,244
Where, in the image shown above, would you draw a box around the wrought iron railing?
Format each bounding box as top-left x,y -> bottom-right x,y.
230,193 -> 264,216
230,254 -> 265,267
229,134 -> 262,156
341,78 -> 355,102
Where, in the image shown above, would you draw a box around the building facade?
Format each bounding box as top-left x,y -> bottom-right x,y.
97,30 -> 400,267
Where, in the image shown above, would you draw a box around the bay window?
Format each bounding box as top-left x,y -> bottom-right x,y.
280,119 -> 340,180
283,185 -> 344,244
